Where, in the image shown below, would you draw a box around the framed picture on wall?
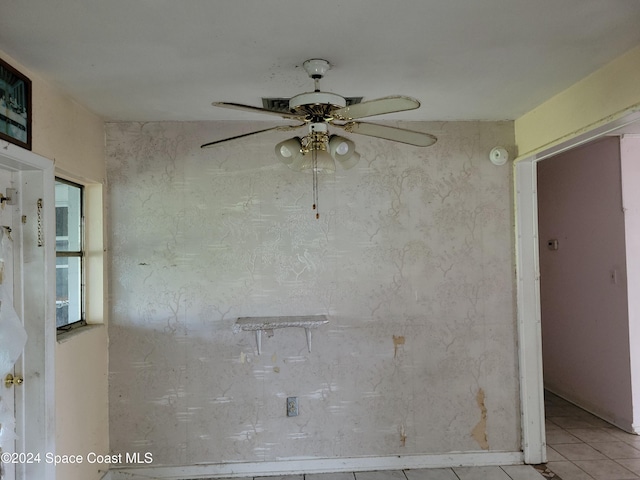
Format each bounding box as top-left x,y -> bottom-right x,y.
0,57 -> 32,150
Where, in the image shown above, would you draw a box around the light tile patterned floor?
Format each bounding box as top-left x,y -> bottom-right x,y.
228,392 -> 640,480
545,390 -> 640,479
253,466 -> 545,480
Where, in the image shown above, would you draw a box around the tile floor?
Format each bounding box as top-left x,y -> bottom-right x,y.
544,390 -> 640,479
252,466 -> 545,480
227,391 -> 640,480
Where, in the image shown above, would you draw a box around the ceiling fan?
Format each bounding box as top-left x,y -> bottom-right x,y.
201,59 -> 436,167
201,59 -> 437,218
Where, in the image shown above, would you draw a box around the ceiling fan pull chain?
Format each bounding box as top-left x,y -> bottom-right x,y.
312,146 -> 319,219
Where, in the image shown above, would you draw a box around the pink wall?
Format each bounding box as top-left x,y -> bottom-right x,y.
621,135 -> 640,432
538,136 -> 633,429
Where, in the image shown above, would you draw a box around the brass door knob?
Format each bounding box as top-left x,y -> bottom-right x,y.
5,373 -> 24,388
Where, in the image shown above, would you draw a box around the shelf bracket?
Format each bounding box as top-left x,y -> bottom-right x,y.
233,315 -> 329,355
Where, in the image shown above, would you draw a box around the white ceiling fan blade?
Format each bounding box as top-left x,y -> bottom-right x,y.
341,122 -> 437,147
200,124 -> 303,148
332,96 -> 420,121
213,102 -> 305,121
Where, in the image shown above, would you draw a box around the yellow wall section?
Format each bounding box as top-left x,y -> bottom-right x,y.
56,328 -> 110,480
515,45 -> 640,157
33,78 -> 105,183
0,50 -> 108,480
1,52 -> 105,183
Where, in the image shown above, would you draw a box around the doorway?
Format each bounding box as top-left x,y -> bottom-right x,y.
515,110 -> 640,464
537,136 -> 633,428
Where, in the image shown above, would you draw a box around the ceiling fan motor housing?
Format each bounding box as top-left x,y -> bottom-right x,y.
289,59 -> 347,118
289,92 -> 347,114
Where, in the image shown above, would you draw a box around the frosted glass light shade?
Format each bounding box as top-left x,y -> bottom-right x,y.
329,135 -> 356,162
289,149 -> 336,173
314,149 -> 336,173
275,137 -> 302,165
337,150 -> 360,170
289,155 -> 309,172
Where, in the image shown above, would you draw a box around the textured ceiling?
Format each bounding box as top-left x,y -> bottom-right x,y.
1,0 -> 640,122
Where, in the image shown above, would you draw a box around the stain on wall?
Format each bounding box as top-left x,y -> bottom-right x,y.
471,388 -> 489,450
106,120 -> 518,466
393,335 -> 405,359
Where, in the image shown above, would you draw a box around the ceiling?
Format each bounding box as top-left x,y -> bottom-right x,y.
2,0 -> 640,123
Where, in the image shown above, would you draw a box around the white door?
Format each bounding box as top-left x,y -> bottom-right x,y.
0,167 -> 21,480
0,143 -> 55,480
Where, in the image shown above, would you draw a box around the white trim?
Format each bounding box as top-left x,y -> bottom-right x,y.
548,387 -> 636,434
514,109 -> 640,463
514,109 -> 640,164
109,452 -> 524,479
0,141 -> 52,171
514,159 -> 546,464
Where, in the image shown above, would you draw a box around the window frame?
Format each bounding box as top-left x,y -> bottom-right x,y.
55,177 -> 86,333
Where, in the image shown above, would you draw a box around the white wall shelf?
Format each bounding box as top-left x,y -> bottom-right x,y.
233,315 -> 328,354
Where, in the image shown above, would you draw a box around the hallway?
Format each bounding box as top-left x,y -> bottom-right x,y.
544,390 -> 640,479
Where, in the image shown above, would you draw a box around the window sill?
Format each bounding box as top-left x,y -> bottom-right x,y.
56,323 -> 104,344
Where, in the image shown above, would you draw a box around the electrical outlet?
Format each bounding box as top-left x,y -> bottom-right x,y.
287,397 -> 298,417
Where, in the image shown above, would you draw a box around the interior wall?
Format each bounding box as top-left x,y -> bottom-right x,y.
32,79 -> 105,184
106,120 -> 518,467
621,135 -> 640,431
514,45 -> 640,158
0,50 -> 108,480
537,136 -> 632,429
56,331 -> 110,479
0,52 -> 105,183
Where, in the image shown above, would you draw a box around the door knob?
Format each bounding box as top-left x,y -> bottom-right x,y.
5,373 -> 23,388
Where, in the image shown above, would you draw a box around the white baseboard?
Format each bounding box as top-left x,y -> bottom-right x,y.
109,451 -> 524,479
545,388 -> 639,434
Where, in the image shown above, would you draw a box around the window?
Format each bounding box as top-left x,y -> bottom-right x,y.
55,178 -> 85,330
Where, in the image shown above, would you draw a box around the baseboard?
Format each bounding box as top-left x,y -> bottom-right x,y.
545,388 -> 637,434
99,470 -> 113,480
109,451 -> 524,479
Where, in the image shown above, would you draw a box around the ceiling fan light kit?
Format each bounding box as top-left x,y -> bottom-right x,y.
202,58 -> 438,217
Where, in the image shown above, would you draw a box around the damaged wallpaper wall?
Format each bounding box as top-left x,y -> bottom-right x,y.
106,120 -> 518,467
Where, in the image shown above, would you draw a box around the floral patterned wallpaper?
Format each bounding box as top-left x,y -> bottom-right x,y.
106,120 -> 518,466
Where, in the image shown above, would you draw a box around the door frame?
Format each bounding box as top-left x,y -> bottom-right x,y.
0,141 -> 55,480
516,109 -> 640,463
